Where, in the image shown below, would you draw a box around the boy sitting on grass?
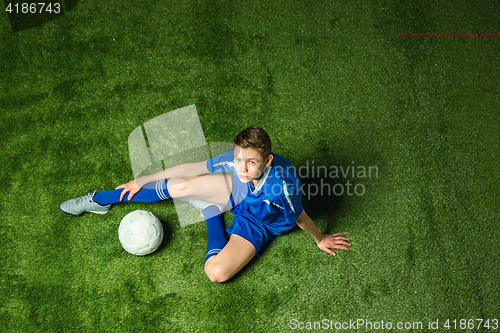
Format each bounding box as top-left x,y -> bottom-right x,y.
60,126 -> 351,282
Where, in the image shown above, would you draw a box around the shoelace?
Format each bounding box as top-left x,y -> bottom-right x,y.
85,191 -> 97,203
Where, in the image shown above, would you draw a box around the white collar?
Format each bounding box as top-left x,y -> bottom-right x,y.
251,166 -> 271,194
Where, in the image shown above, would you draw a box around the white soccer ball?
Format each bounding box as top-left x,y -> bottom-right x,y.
118,210 -> 163,256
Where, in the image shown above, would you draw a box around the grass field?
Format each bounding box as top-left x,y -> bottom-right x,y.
1,0 -> 499,332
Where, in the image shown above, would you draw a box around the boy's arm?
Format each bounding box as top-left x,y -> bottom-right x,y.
296,210 -> 351,256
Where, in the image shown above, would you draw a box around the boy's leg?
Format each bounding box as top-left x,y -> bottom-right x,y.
100,173 -> 232,205
94,173 -> 232,205
59,179 -> 171,216
204,234 -> 256,283
60,173 -> 232,216
202,205 -> 228,264
93,179 -> 171,205
167,173 -> 232,206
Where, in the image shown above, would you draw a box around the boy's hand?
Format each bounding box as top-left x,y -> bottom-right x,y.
316,233 -> 351,256
115,179 -> 143,201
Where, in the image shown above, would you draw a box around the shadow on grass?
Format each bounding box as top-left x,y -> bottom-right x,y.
155,219 -> 173,254
290,139 -> 383,232
147,204 -> 175,255
292,155 -> 351,232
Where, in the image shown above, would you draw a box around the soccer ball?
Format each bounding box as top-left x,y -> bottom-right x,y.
118,210 -> 163,256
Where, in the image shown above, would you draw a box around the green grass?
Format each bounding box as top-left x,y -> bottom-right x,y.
1,0 -> 499,332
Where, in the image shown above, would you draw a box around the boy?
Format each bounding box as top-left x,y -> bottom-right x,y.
60,126 -> 351,282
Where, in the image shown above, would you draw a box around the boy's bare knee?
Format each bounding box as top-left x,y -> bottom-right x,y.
204,262 -> 229,283
168,177 -> 191,197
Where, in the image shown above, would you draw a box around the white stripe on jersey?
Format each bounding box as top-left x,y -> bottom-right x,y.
213,161 -> 234,168
206,248 -> 222,256
282,181 -> 295,214
263,199 -> 284,210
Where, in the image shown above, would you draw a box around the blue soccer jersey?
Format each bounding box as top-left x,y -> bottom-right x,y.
206,151 -> 303,236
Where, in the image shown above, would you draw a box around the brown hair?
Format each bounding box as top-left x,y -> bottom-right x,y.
234,126 -> 272,159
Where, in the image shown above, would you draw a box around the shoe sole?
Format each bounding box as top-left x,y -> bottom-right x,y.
59,205 -> 109,217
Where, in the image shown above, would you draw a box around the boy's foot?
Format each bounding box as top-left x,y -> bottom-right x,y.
59,191 -> 111,216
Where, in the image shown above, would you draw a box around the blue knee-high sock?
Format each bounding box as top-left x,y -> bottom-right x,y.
93,179 -> 171,205
203,206 -> 227,264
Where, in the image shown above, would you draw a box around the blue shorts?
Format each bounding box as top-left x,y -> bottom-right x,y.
226,213 -> 274,256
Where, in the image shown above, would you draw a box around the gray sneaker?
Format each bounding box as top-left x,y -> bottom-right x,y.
59,191 -> 111,216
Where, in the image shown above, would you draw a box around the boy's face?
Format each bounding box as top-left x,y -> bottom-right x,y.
233,146 -> 273,184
